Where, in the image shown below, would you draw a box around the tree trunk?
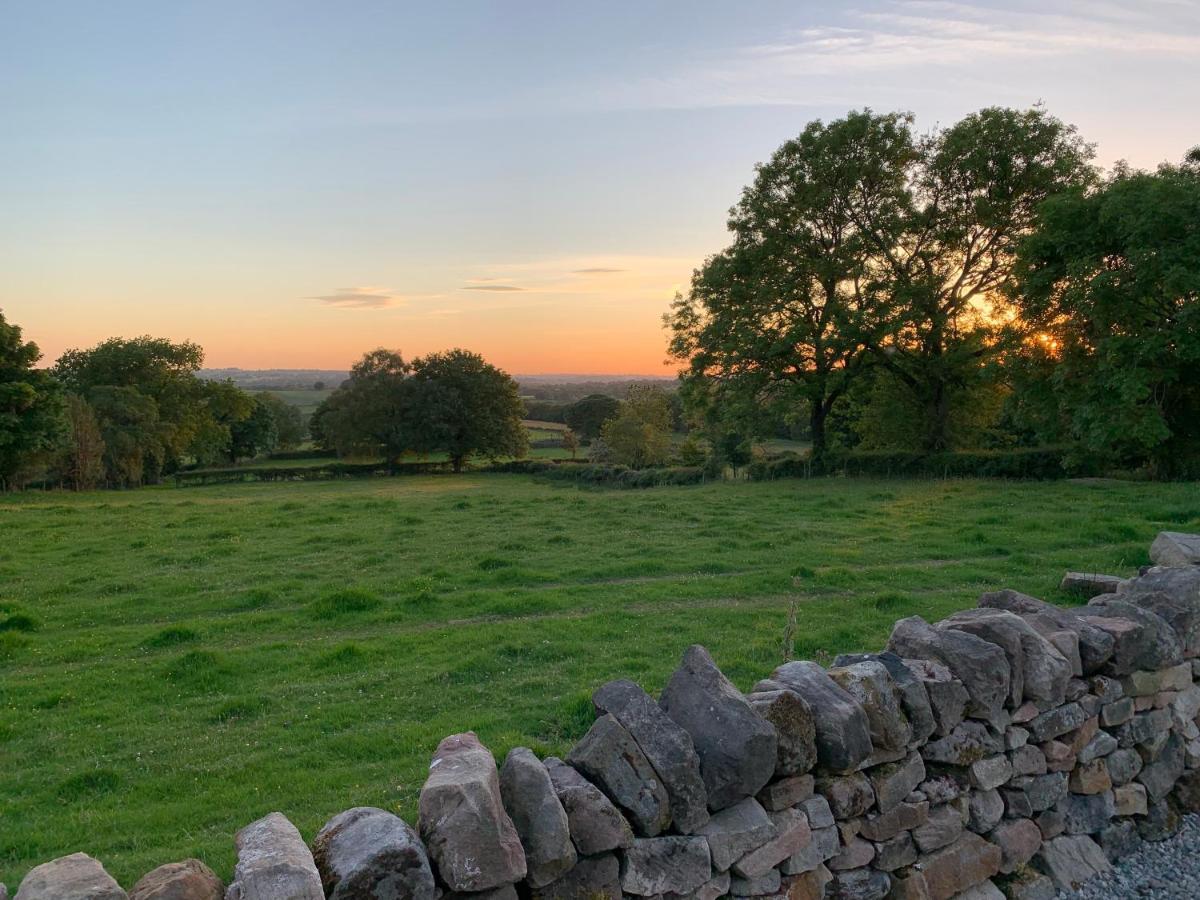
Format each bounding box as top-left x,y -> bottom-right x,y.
452,455 -> 464,473
809,404 -> 828,461
922,381 -> 951,453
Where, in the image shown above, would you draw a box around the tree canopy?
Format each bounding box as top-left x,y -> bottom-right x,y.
0,309 -> 63,488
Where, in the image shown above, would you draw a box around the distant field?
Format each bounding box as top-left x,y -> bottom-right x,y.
250,388 -> 332,417
2,476 -> 1198,888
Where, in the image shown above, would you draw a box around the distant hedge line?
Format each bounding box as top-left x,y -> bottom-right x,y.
749,447 -> 1089,481
175,461 -> 452,485
485,459 -> 708,487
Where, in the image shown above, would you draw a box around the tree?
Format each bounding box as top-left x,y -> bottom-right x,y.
561,428 -> 579,459
0,309 -> 63,489
600,385 -> 673,468
563,394 -> 620,440
311,350 -> 415,466
408,349 -> 527,472
230,395 -> 281,461
62,395 -> 106,490
1011,150 -> 1200,475
668,111 -> 912,459
260,393 -> 305,449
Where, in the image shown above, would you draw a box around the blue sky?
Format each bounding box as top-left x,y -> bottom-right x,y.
2,1 -> 1198,372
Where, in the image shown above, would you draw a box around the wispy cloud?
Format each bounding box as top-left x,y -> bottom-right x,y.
573,267 -> 625,274
309,286 -> 403,309
460,284 -> 525,292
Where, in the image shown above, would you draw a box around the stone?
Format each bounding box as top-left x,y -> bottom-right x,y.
828,660 -> 913,755
1060,572 -> 1122,598
941,609 -> 1071,708
987,818 -> 1041,875
729,869 -> 781,896
1007,773 -> 1067,813
661,646 -> 778,810
1024,703 -> 1087,743
916,833 -> 1002,900
1097,819 -> 1142,862
732,808 -> 812,879
836,651 -> 938,746
967,790 -> 1004,834
129,861 -> 221,900
761,661 -> 872,773
921,721 -> 1002,766
1121,662 -> 1193,697
1112,783 -> 1147,816
418,734 -> 526,892
757,774 -> 814,812
1080,598 -> 1185,674
664,869 -> 728,900
1112,708 -> 1171,748
1099,697 -> 1134,727
827,835 -> 874,871
696,797 -> 776,872
870,831 -> 916,871
14,854 -> 128,900
902,659 -> 970,738
785,865 -> 832,900
1032,835 -> 1111,892
1149,531 -> 1200,567
567,714 -> 671,836
1175,769 -> 1200,811
1034,809 -> 1064,840
885,870 -> 930,900
859,801 -> 928,842
1076,731 -> 1117,765
619,836 -> 712,897
801,795 -> 835,829
1104,748 -> 1143,786
826,868 -> 890,900
868,752 -> 925,814
310,808 -> 434,900
594,679 -> 710,833
1004,727 -> 1029,751
815,772 -> 875,820
529,854 -> 620,900
979,590 -> 1115,675
1056,791 -> 1114,835
1122,570 -> 1200,657
1010,745 -> 1046,777
745,689 -> 818,780
544,757 -> 633,855
1138,731 -> 1185,801
780,826 -> 839,876
912,804 -> 963,853
1138,797 -> 1182,841
1066,759 -> 1111,798
499,750 -> 577,887
225,813 -> 323,900
887,617 -> 1009,722
953,883 -> 1004,900
969,755 -> 1012,792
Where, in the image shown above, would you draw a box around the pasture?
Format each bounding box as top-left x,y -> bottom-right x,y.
1,474 -> 1198,887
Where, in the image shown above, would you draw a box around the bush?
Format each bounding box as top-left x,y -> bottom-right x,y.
747,447 -> 1092,481
175,460 -> 451,486
485,460 -> 706,488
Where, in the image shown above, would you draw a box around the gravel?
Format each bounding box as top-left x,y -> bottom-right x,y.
1061,814 -> 1200,899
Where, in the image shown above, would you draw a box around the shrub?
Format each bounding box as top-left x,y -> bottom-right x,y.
747,448 -> 1091,481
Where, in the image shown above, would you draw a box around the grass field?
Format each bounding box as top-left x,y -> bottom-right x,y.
2,475 -> 1198,888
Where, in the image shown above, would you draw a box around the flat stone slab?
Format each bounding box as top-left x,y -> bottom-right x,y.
15,853 -> 128,900
1060,572 -> 1122,598
227,812 -> 324,900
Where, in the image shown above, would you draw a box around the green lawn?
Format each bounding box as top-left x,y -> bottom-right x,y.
1,475 -> 1198,889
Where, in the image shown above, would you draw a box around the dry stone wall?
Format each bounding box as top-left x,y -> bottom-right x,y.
10,531 -> 1200,900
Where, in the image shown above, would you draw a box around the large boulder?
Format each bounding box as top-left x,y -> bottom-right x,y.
311,807 -> 435,900
940,609 -> 1072,708
978,590 -> 1114,675
1150,531 -> 1200,567
744,688 -> 818,778
659,645 -> 777,810
827,660 -> 912,756
543,757 -> 633,855
759,661 -> 872,772
129,860 -> 222,900
887,616 -> 1009,721
15,854 -> 127,900
226,813 -> 324,900
499,749 -> 577,887
1116,566 -> 1200,656
593,679 -> 709,832
834,651 -> 936,745
567,714 -> 671,836
418,733 -> 526,892
1078,598 -> 1184,674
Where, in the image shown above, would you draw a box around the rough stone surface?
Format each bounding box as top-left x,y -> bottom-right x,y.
859,801 -> 928,842
871,831 -> 917,871
1032,834 -> 1111,892
815,772 -> 875,820
1139,732 -> 1185,801
695,797 -> 775,873
732,808 -> 812,879
970,755 -> 1013,792
619,837 -> 712,897
128,861 -> 222,900
499,750 -> 577,887
784,865 -> 832,900
835,651 -> 937,746
1097,819 -> 1142,862
827,835 -> 874,871
1079,599 -> 1185,675
1061,572 -> 1122,599
1106,747 -> 1144,786
757,774 -> 813,812
15,854 -> 128,900
544,757 -> 633,855
418,734 -> 526,892
1057,790 -> 1115,835
729,868 -> 780,896
661,646 -> 778,810
887,616 -> 1009,722
761,661 -> 872,772
780,826 -> 838,876
941,609 -> 1071,708
921,721 -> 1002,766
868,752 -> 925,814
828,660 -> 912,756
311,807 -> 435,900
224,813 -> 324,900
825,867 -> 890,900
988,818 -> 1041,873
917,832 -> 1002,900
744,689 -> 818,780
567,714 -> 671,837
529,854 -> 620,900
912,804 -> 964,854
978,590 -> 1115,676
1149,531 -> 1200,567
903,658 -> 970,737
967,789 -> 1004,834
1025,702 -> 1088,743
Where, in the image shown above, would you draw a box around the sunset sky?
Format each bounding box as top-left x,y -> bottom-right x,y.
2,1 -> 1198,375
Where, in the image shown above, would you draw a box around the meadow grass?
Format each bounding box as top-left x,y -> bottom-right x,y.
1,474 -> 1198,887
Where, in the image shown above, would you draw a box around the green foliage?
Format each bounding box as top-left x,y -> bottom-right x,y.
676,434 -> 708,467
0,309 -> 64,488
562,394 -> 620,440
61,395 -> 106,490
1012,150 -> 1200,476
748,447 -> 1083,480
560,428 -> 580,459
600,385 -> 673,469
